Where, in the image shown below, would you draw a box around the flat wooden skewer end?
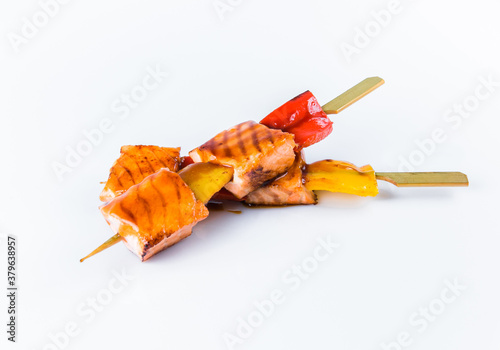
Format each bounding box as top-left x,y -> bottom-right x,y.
322,77 -> 385,114
375,172 -> 469,187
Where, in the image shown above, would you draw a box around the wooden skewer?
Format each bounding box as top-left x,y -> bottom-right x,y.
322,77 -> 385,114
80,234 -> 122,263
85,171 -> 468,262
375,172 -> 469,187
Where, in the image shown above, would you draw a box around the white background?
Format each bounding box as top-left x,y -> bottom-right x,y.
1,0 -> 499,349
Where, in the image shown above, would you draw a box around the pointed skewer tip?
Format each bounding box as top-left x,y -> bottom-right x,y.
80,234 -> 122,263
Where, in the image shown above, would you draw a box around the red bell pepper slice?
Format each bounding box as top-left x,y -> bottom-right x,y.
179,155 -> 195,169
260,91 -> 333,148
211,188 -> 245,202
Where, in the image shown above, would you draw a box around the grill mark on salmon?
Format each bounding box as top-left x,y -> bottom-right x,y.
114,170 -> 125,189
142,155 -> 156,173
174,180 -> 182,227
250,126 -> 262,153
125,153 -> 145,179
136,186 -> 153,231
149,179 -> 167,227
100,169 -> 209,261
119,201 -> 137,224
222,128 -> 232,158
189,121 -> 296,198
272,188 -> 282,202
149,148 -> 169,168
159,149 -> 179,171
266,128 -> 275,144
100,146 -> 180,202
236,122 -> 247,156
201,137 -> 217,154
117,158 -> 135,184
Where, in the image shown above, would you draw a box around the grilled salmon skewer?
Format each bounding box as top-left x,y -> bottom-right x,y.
83,77 -> 467,262
81,163 -> 234,262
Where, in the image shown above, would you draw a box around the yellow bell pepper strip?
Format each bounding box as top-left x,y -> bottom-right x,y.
178,162 -> 234,204
303,160 -> 379,197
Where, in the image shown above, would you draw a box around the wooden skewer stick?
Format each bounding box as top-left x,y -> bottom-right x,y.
80,233 -> 122,263
84,171 -> 468,262
322,77 -> 385,114
375,172 -> 469,187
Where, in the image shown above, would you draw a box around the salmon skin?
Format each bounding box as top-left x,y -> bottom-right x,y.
100,169 -> 209,261
100,145 -> 180,202
245,151 -> 316,205
189,121 -> 296,198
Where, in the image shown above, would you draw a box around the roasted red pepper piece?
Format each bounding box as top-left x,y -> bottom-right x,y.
211,188 -> 245,202
260,91 -> 333,148
180,155 -> 195,169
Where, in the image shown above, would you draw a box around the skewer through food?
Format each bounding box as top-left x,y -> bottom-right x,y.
81,77 -> 468,262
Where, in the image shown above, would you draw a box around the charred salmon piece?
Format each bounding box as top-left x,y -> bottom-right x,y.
245,151 -> 316,205
100,145 -> 180,202
100,169 -> 209,261
189,121 -> 296,198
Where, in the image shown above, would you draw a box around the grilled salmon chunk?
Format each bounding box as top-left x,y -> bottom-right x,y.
100,145 -> 180,202
189,121 -> 296,198
245,151 -> 317,205
100,169 -> 209,261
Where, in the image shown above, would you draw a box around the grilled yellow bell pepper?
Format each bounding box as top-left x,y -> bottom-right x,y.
304,160 -> 378,197
178,162 -> 234,203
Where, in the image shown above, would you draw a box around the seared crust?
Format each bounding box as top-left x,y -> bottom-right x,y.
189,121 -> 296,198
100,169 -> 209,261
100,145 -> 180,202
